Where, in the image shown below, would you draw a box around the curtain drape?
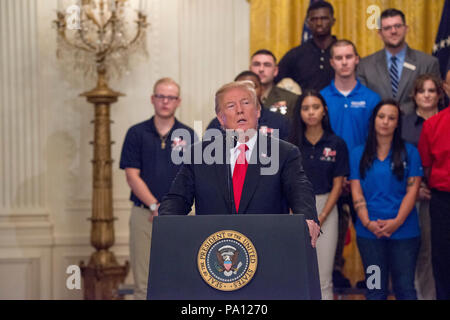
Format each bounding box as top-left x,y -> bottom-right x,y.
250,0 -> 444,62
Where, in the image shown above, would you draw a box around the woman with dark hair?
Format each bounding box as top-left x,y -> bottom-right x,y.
349,99 -> 423,300
289,89 -> 349,300
402,73 -> 444,146
402,74 -> 444,300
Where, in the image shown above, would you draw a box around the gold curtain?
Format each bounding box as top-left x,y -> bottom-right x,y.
250,0 -> 445,291
250,0 -> 445,62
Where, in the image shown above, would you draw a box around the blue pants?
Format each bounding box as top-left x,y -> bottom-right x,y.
357,236 -> 420,300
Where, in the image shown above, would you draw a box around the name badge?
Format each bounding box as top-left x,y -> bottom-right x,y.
350,101 -> 367,108
403,62 -> 416,71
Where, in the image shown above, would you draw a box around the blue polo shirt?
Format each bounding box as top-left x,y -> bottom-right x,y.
349,143 -> 423,239
300,131 -> 349,195
119,117 -> 197,205
321,80 -> 380,152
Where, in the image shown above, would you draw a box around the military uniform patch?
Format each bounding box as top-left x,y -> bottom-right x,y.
197,230 -> 258,291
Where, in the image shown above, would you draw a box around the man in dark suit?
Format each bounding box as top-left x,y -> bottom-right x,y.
206,71 -> 291,141
158,80 -> 320,247
357,8 -> 440,115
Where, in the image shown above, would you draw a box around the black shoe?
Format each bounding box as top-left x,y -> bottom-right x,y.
333,270 -> 351,288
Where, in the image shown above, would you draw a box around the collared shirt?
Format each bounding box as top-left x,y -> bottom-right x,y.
418,106 -> 450,192
401,112 -> 425,147
261,85 -> 274,104
230,132 -> 257,176
321,80 -> 381,153
349,143 -> 423,239
300,131 -> 349,195
385,46 -> 407,80
276,37 -> 337,91
119,117 -> 197,205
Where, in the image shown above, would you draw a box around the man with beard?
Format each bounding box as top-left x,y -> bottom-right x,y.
357,8 -> 440,115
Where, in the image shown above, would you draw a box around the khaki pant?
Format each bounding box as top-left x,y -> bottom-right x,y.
129,205 -> 153,300
315,193 -> 339,300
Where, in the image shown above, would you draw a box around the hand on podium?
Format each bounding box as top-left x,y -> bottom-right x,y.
306,219 -> 320,248
149,205 -> 159,223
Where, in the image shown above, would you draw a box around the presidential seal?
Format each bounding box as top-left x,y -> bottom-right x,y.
197,230 -> 258,291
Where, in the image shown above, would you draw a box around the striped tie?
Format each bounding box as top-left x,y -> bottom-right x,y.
389,56 -> 399,97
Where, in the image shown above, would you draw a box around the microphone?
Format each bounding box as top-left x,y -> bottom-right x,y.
224,131 -> 237,215
227,162 -> 234,215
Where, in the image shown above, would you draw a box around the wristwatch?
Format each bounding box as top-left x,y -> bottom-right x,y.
149,202 -> 158,212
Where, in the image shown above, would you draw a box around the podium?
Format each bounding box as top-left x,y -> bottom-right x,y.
147,214 -> 321,300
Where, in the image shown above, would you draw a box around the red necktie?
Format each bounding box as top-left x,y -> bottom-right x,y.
233,144 -> 249,213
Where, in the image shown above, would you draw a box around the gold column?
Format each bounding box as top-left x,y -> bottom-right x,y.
79,68 -> 129,300
55,0 -> 148,299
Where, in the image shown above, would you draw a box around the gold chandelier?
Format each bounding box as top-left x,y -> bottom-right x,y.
55,0 -> 148,84
54,0 -> 149,300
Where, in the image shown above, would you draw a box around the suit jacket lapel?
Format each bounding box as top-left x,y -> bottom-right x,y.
237,135 -> 262,214
375,50 -> 393,96
213,138 -> 233,213
397,46 -> 416,101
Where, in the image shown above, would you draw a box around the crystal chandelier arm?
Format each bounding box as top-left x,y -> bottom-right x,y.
85,8 -> 102,29
56,26 -> 93,53
77,29 -> 97,52
102,13 -> 117,55
78,9 -> 103,52
114,13 -> 147,51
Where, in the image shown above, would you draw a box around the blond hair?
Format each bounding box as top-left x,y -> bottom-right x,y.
153,77 -> 180,95
214,80 -> 259,114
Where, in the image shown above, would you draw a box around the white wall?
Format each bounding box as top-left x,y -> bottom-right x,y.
0,0 -> 250,299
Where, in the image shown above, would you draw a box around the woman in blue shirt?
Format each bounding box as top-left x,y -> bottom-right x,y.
350,99 -> 423,300
289,89 -> 349,300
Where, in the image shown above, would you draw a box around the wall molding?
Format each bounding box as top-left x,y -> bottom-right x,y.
0,0 -> 250,299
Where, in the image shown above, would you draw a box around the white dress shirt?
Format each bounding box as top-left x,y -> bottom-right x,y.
230,133 -> 257,177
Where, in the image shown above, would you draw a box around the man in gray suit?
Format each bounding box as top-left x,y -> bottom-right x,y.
357,8 -> 440,115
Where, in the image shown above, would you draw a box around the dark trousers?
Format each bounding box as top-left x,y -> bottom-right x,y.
430,189 -> 450,300
357,236 -> 420,300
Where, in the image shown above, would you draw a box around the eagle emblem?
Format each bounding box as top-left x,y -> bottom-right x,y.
197,230 -> 258,291
215,245 -> 242,276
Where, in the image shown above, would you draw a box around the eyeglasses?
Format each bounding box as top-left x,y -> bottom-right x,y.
380,23 -> 405,32
153,94 -> 179,101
